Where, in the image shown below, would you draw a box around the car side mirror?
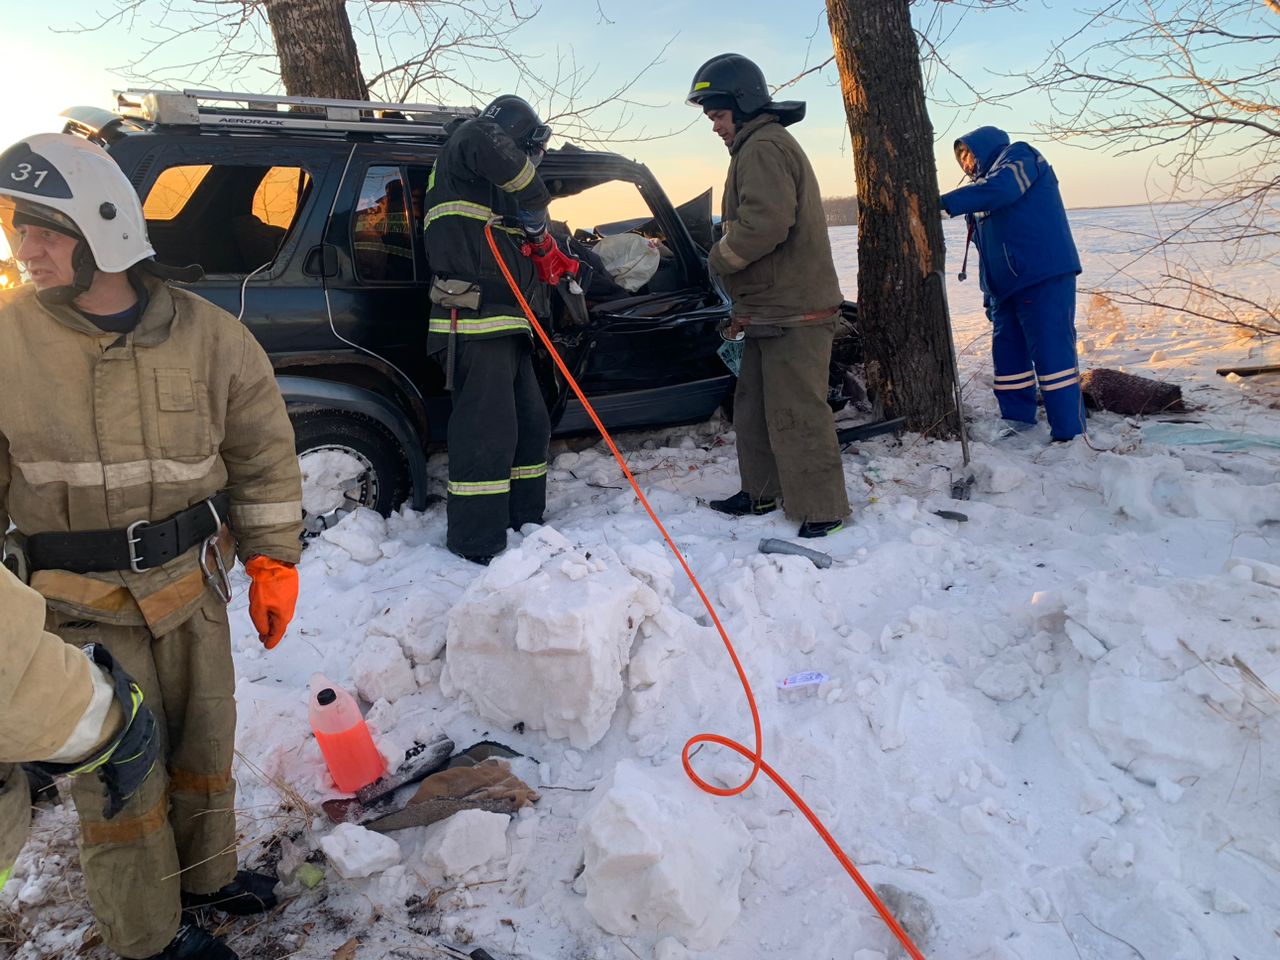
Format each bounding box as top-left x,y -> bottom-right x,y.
303,243 -> 339,278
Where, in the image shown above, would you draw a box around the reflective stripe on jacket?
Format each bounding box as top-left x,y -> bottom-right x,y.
0,275 -> 303,634
423,117 -> 550,345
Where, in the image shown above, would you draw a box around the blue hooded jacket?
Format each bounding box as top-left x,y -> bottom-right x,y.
939,126 -> 1080,303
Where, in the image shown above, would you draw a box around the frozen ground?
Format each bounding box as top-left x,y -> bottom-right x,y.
4,207 -> 1279,960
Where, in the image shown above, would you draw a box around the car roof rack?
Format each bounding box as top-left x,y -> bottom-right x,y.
114,88 -> 479,135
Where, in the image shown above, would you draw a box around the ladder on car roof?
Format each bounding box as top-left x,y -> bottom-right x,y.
114,88 -> 479,134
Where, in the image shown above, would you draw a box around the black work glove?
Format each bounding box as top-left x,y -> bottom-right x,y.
30,644 -> 161,819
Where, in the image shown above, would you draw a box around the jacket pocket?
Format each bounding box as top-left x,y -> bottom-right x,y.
154,368 -> 213,460
1002,244 -> 1020,278
732,254 -> 776,299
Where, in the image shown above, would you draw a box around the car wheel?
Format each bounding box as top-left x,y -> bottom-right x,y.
291,410 -> 411,536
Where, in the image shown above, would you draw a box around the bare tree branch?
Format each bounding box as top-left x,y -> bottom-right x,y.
1006,0 -> 1279,328
58,0 -> 685,146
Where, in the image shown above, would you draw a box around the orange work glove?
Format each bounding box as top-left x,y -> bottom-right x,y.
244,556 -> 298,650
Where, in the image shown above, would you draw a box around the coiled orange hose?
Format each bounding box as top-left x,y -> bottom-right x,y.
483,223 -> 926,959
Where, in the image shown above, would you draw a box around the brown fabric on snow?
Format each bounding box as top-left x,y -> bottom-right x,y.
410,758 -> 538,807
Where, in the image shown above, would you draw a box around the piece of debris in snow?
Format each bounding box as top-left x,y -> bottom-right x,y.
776,670 -> 830,701
758,537 -> 833,568
323,734 -> 455,824
1080,367 -> 1184,415
933,509 -> 969,522
368,758 -> 537,833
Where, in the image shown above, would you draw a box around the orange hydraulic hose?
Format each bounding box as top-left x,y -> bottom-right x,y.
483,222 -> 927,960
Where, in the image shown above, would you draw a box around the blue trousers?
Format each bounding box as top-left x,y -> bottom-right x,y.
989,273 -> 1086,440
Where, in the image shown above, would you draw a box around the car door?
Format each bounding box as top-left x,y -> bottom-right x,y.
538,155 -> 731,435
123,135 -> 342,357
322,147 -> 440,414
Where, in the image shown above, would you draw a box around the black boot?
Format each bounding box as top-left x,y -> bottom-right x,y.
181,870 -> 278,916
708,491 -> 778,517
797,519 -> 844,538
145,922 -> 238,960
22,763 -> 59,805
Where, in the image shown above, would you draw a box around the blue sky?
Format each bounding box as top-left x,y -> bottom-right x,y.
0,0 -> 1220,234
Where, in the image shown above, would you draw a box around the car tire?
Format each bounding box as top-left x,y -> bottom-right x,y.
291,410 -> 412,536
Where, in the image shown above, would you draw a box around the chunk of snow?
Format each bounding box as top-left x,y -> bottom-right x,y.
301,449 -> 367,516
319,823 -> 401,879
578,761 -> 752,950
977,460 -> 1026,494
974,663 -> 1031,701
320,507 -> 388,564
1212,887 -> 1250,914
352,633 -> 416,703
1089,837 -> 1135,879
1223,556 -> 1280,589
442,529 -> 659,748
421,810 -> 510,879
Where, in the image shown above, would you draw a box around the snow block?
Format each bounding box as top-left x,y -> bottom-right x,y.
319,822 -> 402,879
1223,556 -> 1280,590
442,527 -> 660,748
320,507 -> 389,564
352,633 -> 417,704
578,760 -> 752,951
421,809 -> 510,879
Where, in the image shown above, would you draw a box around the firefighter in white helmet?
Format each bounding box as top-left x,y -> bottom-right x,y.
0,132 -> 304,960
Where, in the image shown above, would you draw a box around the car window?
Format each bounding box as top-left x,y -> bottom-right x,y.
352,165 -> 415,283
549,181 -> 686,296
144,165 -> 212,221
142,163 -> 313,275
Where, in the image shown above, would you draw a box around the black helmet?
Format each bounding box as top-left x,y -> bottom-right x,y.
687,53 -> 806,126
481,95 -> 552,154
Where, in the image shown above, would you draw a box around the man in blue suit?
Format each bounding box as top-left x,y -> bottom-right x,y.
940,127 -> 1086,441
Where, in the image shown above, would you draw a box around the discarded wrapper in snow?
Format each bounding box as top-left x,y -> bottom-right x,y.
776,670 -> 829,701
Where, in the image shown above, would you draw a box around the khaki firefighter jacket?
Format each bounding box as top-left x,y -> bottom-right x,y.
0,564 -> 121,873
708,114 -> 844,328
0,274 -> 303,635
0,563 -> 118,764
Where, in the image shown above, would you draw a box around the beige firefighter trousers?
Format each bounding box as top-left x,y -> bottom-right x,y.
49,589 -> 239,959
0,762 -> 31,884
734,317 -> 851,522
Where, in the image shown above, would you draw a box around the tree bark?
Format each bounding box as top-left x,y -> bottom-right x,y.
265,0 -> 369,100
825,0 -> 960,436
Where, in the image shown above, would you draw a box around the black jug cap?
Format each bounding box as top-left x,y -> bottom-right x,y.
317,688 -> 337,706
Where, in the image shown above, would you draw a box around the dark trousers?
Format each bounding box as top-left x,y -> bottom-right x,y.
990,273 -> 1086,440
445,335 -> 550,557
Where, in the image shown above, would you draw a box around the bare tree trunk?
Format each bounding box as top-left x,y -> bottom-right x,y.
265,0 -> 369,100
826,0 -> 960,436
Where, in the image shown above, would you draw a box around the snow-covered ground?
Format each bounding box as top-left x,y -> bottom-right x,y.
6,207 -> 1279,960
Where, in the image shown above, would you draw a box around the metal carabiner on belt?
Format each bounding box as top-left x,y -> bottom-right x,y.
199,498 -> 233,604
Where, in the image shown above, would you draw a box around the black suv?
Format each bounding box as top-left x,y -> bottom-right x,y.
60,90 -> 862,532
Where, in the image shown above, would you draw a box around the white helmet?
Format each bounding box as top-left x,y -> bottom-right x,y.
0,133 -> 155,278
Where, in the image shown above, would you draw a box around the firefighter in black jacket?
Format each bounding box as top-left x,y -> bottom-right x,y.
424,95 -> 585,564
